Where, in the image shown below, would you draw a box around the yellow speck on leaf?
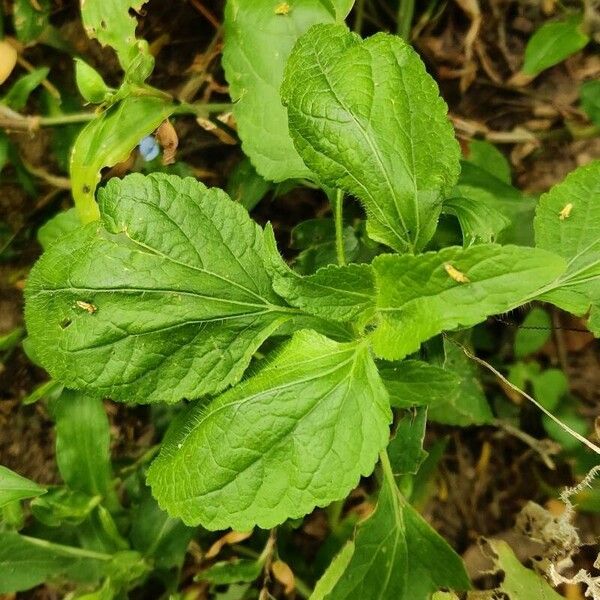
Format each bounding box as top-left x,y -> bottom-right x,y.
275,2 -> 290,15
76,301 -> 97,314
559,203 -> 573,220
444,263 -> 470,283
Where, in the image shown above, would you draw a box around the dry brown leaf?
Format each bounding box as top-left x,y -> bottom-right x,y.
564,583 -> 586,600
541,0 -> 557,16
217,111 -> 237,131
510,141 -> 538,166
197,116 -> 237,145
523,119 -> 555,131
454,0 -> 482,92
271,560 -> 295,595
474,40 -> 503,84
155,119 -> 178,165
508,71 -> 535,87
205,530 -> 253,559
0,40 -> 18,85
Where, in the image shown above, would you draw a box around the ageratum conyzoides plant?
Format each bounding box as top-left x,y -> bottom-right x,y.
20,9 -> 600,599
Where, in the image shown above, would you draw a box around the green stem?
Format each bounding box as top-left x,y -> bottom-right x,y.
354,0 -> 366,32
38,112 -> 97,126
295,576 -> 313,599
176,102 -> 234,117
0,101 -> 233,131
397,0 -> 415,40
334,189 -> 346,266
379,449 -> 395,484
20,535 -> 114,561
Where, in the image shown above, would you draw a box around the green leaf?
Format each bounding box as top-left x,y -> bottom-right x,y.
226,157 -> 273,211
1,67 -> 49,110
523,14 -> 589,77
282,24 -> 460,253
265,225 -> 375,322
291,219 -> 363,275
130,492 -> 194,569
534,160 -> 600,335
41,90 -> 85,174
70,96 -> 174,222
488,540 -> 563,599
429,335 -> 493,426
514,307 -> 552,358
30,488 -> 101,527
318,454 -> 470,599
430,341 -> 491,425
0,131 -> 9,173
22,379 -> 63,405
329,0 -> 356,18
0,465 -> 46,508
80,0 -> 153,75
310,542 -> 355,600
197,559 -> 263,585
581,80 -> 600,128
0,532 -> 112,593
387,407 -> 428,477
50,390 -> 113,499
147,330 -> 391,530
74,578 -> 115,600
37,208 -> 80,250
443,196 -> 511,245
466,139 -> 511,184
371,244 -> 566,361
543,404 -> 587,451
75,59 -> 113,104
379,360 -> 460,409
13,0 -> 50,43
0,326 -> 23,352
25,173 -> 291,404
454,161 -> 536,246
222,0 -> 351,182
532,369 -> 568,412
508,361 -> 539,392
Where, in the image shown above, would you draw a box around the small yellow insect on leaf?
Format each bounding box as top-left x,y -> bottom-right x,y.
559,203 -> 573,220
275,2 -> 290,15
76,301 -> 97,314
444,263 -> 470,283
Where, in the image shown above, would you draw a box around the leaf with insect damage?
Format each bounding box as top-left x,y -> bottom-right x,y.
25,173 -> 291,404
371,244 -> 566,360
535,161 -> 600,336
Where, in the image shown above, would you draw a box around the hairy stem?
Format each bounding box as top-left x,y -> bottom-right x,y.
0,102 -> 232,131
334,189 -> 346,266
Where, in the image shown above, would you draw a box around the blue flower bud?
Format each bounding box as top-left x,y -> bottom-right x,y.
139,135 -> 160,161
